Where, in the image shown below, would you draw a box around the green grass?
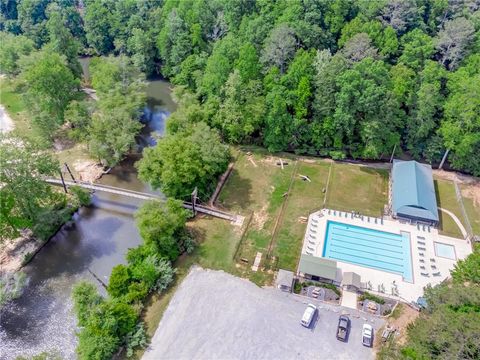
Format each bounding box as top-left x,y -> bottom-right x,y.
0,78 -> 26,116
326,163 -> 388,217
218,149 -> 295,280
0,77 -> 46,144
188,217 -> 242,272
274,160 -> 330,270
460,184 -> 480,236
434,179 -> 464,238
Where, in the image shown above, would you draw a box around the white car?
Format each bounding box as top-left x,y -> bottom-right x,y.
301,304 -> 317,327
362,324 -> 373,347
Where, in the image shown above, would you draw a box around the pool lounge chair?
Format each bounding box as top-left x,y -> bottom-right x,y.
420,266 -> 425,270
419,253 -> 425,257
419,259 -> 425,263
433,272 -> 441,277
431,265 -> 437,270
421,272 -> 429,277
418,247 -> 426,251
430,258 -> 436,262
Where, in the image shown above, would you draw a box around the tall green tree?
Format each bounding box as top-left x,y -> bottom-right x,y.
135,199 -> 189,261
45,2 -> 82,78
0,32 -> 34,75
440,54 -> 480,175
0,135 -> 61,242
137,122 -> 230,199
19,49 -> 79,139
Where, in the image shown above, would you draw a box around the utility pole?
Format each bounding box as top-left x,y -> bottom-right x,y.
64,162 -> 76,183
191,187 -> 198,216
59,170 -> 68,193
389,144 -> 397,163
439,149 -> 450,170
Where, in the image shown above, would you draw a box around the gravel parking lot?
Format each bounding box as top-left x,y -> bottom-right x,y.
143,267 -> 384,360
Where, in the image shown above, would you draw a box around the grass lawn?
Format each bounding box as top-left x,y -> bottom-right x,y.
273,160 -> 330,270
460,184 -> 480,236
217,148 -> 295,283
326,163 -> 388,217
434,179 -> 465,238
0,78 -> 26,116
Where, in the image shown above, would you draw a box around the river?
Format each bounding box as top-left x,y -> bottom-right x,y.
0,72 -> 175,359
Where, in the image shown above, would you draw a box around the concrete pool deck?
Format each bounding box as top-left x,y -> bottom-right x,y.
301,209 -> 472,303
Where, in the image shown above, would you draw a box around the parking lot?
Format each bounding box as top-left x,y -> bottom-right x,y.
143,267 -> 384,360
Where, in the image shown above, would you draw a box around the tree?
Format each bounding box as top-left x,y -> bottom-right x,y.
402,282 -> 480,359
261,23 -> 297,73
134,199 -> 189,261
88,55 -> 146,167
19,50 -> 79,138
0,136 -> 61,242
72,281 -> 103,327
436,17 -> 475,70
380,0 -> 422,34
87,106 -> 143,168
399,29 -> 435,71
451,246 -> 480,284
83,0 -> 115,54
214,69 -> 265,143
440,54 -> 480,175
333,58 -> 401,159
45,3 -> 82,78
137,122 -> 230,199
340,33 -> 379,63
108,265 -> 131,298
0,32 -> 34,76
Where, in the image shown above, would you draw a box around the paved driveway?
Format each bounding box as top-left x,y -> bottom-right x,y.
143,267 -> 384,360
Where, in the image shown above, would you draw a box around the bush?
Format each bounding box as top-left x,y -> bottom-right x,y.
359,291 -> 386,305
69,185 -> 92,207
126,322 -> 148,357
108,265 -> 132,298
72,281 -> 103,326
0,271 -> 28,308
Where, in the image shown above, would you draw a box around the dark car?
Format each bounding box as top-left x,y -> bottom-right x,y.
336,315 -> 350,342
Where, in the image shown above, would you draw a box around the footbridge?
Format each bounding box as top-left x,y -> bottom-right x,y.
45,178 -> 242,224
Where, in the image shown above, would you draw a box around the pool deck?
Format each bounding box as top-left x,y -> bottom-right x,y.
301,209 -> 473,303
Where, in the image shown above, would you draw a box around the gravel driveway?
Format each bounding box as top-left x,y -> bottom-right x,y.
143,267 -> 384,360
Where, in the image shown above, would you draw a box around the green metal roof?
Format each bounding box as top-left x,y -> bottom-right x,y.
298,255 -> 337,280
392,160 -> 439,222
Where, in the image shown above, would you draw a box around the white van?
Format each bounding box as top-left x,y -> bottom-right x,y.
301,304 -> 317,327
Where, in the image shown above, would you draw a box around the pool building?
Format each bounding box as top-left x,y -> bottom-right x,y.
298,209 -> 472,303
390,160 -> 439,226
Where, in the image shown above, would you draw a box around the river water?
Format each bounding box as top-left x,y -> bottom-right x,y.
0,73 -> 175,359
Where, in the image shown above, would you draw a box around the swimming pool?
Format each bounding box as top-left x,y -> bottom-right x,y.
323,221 -> 413,282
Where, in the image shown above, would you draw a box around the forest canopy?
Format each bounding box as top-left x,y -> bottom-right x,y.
1,0 -> 480,175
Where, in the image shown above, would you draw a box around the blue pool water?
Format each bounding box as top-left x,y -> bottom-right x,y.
323,221 -> 413,282
434,242 -> 456,260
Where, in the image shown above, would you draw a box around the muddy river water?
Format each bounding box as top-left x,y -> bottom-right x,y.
0,72 -> 175,359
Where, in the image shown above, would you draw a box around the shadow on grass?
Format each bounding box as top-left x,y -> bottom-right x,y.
218,168 -> 253,211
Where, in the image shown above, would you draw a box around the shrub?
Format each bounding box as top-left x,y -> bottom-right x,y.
126,322 -> 148,357
0,271 -> 28,308
69,186 -> 92,207
359,291 -> 386,305
107,265 -> 131,298
72,281 -> 103,326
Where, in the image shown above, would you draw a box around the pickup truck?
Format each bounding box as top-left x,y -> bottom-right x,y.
362,324 -> 374,347
336,315 -> 350,342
